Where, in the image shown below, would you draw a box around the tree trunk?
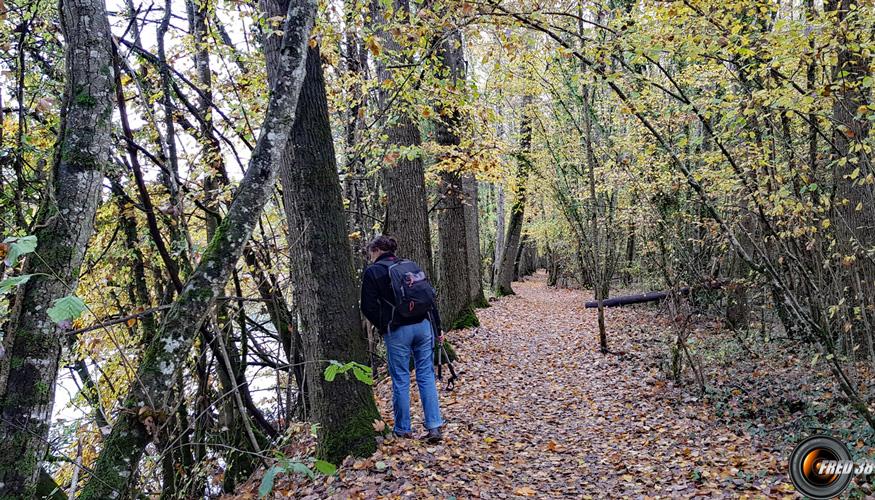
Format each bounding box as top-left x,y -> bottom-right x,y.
0,0 -> 115,493
492,183 -> 505,288
582,84 -> 609,355
342,0 -> 370,247
463,173 -> 487,306
262,0 -> 380,461
369,0 -> 434,277
495,97 -> 532,296
78,3 -> 316,496
827,0 -> 875,340
186,1 -> 270,490
434,24 -> 475,329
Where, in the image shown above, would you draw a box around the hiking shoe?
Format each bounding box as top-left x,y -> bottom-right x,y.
421,428 -> 442,444
393,431 -> 413,439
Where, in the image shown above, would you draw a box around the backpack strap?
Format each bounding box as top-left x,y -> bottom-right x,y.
374,259 -> 398,323
375,257 -> 403,268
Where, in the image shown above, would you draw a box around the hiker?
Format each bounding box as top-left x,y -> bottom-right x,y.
360,235 -> 445,443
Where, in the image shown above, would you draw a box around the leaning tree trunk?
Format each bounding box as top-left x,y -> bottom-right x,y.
0,0 -> 115,494
434,24 -> 474,329
187,0 -> 269,490
78,2 -> 316,496
263,0 -> 379,463
369,0 -> 434,277
495,97 -> 532,296
463,173 -> 487,306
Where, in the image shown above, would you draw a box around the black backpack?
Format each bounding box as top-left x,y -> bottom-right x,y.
378,259 -> 436,322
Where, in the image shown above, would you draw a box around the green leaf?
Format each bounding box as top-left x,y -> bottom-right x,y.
314,459 -> 337,475
324,362 -> 341,382
258,465 -> 284,498
258,462 -> 316,498
325,361 -> 373,385
3,235 -> 37,267
352,364 -> 374,385
47,295 -> 86,323
285,461 -> 315,480
0,274 -> 31,294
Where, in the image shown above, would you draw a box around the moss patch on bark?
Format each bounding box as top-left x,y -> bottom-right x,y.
317,403 -> 378,465
448,308 -> 479,330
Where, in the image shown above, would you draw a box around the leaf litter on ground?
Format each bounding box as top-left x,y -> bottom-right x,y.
229,272 -> 875,499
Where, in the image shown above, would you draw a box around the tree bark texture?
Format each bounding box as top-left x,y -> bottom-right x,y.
463,173 -> 486,306
78,2 -> 316,496
0,0 -> 115,494
369,0 -> 434,277
434,25 -> 474,329
263,0 -> 380,463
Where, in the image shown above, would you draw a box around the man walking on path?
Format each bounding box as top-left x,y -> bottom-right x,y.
360,235 -> 444,443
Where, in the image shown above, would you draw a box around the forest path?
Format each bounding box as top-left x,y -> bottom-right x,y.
243,272 -> 790,498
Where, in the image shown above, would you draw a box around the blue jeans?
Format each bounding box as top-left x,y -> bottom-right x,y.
384,319 -> 444,434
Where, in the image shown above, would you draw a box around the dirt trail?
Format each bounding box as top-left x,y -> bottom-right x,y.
239,272 -> 791,498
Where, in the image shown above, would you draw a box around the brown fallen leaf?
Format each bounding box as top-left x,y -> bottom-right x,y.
513,486 -> 537,496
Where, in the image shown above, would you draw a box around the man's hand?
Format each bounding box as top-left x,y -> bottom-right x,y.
437,331 -> 444,344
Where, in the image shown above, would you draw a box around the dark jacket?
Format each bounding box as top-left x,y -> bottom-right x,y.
360,252 -> 442,335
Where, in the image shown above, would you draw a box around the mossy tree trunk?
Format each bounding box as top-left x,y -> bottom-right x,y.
78,2 -> 316,496
0,0 -> 115,494
263,0 -> 379,463
495,97 -> 532,296
187,0 -> 271,490
434,24 -> 476,329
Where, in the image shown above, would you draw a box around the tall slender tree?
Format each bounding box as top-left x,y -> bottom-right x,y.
0,0 -> 115,493
343,0 -> 371,243
494,96 -> 532,296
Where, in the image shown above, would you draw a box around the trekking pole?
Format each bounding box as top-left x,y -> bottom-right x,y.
441,343 -> 458,391
436,334 -> 444,382
429,311 -> 443,382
